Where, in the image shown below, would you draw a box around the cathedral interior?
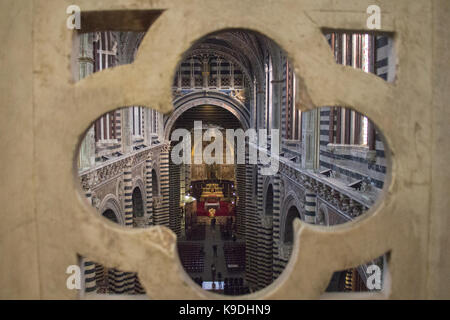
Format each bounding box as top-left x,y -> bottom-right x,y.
1,0 -> 449,301
77,29 -> 390,296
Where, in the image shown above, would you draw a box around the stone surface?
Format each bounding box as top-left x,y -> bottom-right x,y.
0,0 -> 449,299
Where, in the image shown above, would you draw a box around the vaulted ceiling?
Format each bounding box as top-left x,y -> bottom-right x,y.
183,30 -> 273,85
171,105 -> 242,133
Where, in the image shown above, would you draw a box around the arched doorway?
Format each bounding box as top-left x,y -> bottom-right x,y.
132,187 -> 144,223
151,169 -> 159,217
152,169 -> 159,196
284,206 -> 300,244
265,184 -> 274,216
102,209 -> 119,224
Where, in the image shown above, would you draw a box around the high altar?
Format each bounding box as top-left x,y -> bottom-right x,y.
200,183 -> 224,202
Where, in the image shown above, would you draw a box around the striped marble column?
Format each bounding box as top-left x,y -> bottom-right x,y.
375,35 -> 393,82
154,146 -> 170,227
145,155 -> 153,226
245,161 -> 258,289
271,174 -> 283,281
82,189 -> 97,293
84,260 -> 97,293
236,163 -> 246,237
345,269 -> 354,291
122,160 -> 136,294
304,188 -> 317,224
107,268 -> 118,294
94,264 -> 106,290
123,160 -> 134,227
185,164 -> 191,195
257,182 -> 274,290
169,154 -> 181,237
125,272 -> 136,294
113,269 -> 127,294
250,165 -> 267,289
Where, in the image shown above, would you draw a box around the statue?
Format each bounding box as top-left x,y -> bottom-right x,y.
207,163 -> 219,181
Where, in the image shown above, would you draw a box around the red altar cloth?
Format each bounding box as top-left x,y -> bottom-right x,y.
197,201 -> 235,216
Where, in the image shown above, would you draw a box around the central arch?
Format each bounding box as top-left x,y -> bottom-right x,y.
165,91 -> 250,140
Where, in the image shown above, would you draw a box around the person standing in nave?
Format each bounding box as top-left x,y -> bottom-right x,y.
211,264 -> 216,282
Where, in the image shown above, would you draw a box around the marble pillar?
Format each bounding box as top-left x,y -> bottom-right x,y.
78,33 -> 95,170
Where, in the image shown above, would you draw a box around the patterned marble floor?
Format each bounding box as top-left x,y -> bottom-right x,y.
180,221 -> 245,287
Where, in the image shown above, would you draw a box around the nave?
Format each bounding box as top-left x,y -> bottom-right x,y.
178,214 -> 249,295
